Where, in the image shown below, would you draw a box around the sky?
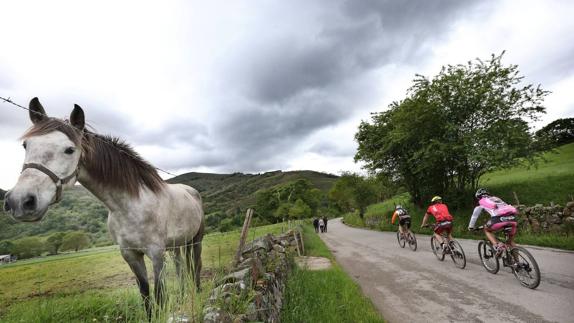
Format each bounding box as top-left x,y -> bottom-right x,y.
1,0 -> 573,189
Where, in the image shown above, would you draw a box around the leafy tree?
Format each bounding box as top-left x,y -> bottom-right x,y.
289,199 -> 312,219
0,240 -> 15,254
61,231 -> 91,252
255,179 -> 323,222
328,173 -> 378,218
535,118 -> 574,148
46,232 -> 67,255
355,52 -> 549,206
12,237 -> 45,259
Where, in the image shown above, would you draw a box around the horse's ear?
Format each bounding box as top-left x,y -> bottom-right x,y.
70,104 -> 85,131
29,97 -> 47,124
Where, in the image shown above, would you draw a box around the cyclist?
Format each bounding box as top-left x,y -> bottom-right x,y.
391,205 -> 411,237
468,188 -> 518,251
421,196 -> 454,250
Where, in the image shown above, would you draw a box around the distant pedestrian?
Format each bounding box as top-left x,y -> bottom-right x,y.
318,218 -> 325,233
323,216 -> 328,232
313,218 -> 319,233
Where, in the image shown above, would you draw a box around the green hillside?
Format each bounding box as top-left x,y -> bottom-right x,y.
0,170 -> 337,242
169,170 -> 338,216
480,142 -> 574,205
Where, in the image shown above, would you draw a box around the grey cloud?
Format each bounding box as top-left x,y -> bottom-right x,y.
203,0 -> 487,172
308,141 -> 355,157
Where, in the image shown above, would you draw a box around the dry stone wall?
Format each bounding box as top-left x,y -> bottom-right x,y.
517,201 -> 574,233
203,230 -> 301,323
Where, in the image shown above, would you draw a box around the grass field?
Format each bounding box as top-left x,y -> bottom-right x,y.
0,223 -> 290,322
281,224 -> 384,323
480,142 -> 574,205
343,143 -> 574,250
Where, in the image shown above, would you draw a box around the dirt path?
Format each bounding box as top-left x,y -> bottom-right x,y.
319,218 -> 574,323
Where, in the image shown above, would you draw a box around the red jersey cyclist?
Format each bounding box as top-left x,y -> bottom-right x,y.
468,188 -> 518,251
421,196 -> 454,248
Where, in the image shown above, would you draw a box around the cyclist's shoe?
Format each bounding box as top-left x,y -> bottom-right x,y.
494,243 -> 507,257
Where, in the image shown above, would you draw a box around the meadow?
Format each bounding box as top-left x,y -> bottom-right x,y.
344,143 -> 574,250
0,223 -> 289,322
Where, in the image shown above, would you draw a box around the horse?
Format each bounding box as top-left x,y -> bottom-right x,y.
3,98 -> 205,317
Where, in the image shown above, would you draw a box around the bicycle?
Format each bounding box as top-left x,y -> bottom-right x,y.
423,224 -> 466,269
396,226 -> 417,251
472,225 -> 540,289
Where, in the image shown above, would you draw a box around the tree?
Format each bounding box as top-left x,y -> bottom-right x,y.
289,199 -> 312,219
355,52 -> 549,206
12,237 -> 45,259
46,232 -> 67,255
61,231 -> 91,252
328,173 -> 378,218
0,240 -> 14,254
535,118 -> 574,148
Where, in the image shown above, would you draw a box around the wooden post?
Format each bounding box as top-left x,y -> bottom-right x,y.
293,230 -> 302,256
234,208 -> 254,266
513,191 -> 520,205
298,230 -> 305,255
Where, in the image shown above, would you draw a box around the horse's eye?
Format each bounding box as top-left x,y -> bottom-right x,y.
22,142 -> 27,149
64,147 -> 75,155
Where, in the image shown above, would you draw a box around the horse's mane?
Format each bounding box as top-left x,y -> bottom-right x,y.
22,118 -> 165,197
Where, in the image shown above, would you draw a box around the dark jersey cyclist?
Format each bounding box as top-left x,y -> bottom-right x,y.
391,205 -> 411,235
421,196 -> 454,245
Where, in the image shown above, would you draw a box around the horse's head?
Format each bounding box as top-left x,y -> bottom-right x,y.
3,98 -> 85,222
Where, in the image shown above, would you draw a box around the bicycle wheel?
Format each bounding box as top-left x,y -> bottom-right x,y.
396,231 -> 406,248
510,247 -> 541,289
449,240 -> 466,269
408,232 -> 417,251
430,236 -> 445,261
478,241 -> 499,274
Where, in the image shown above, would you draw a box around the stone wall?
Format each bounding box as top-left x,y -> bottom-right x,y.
517,201 -> 574,233
203,229 -> 301,323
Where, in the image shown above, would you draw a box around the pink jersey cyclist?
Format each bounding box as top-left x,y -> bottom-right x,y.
469,188 -> 518,249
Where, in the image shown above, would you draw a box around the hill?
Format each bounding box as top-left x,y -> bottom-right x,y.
0,170 -> 338,241
169,170 -> 338,216
479,142 -> 574,205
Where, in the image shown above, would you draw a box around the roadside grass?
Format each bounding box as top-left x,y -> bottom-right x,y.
0,222 -> 289,322
281,224 -> 384,323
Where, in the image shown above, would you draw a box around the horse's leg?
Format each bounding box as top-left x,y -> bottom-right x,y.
173,247 -> 184,297
121,249 -> 151,318
187,221 -> 204,291
149,249 -> 167,308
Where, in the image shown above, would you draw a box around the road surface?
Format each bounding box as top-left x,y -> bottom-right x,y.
320,218 -> 574,323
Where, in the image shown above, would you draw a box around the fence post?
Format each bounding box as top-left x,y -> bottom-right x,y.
513,191 -> 520,205
234,208 -> 254,266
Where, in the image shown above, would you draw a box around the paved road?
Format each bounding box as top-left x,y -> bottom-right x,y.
320,218 -> 574,323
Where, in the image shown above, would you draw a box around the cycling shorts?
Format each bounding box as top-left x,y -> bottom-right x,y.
486,215 -> 517,236
434,221 -> 452,235
399,217 -> 411,229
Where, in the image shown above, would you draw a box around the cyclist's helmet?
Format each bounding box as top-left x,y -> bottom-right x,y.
475,188 -> 489,199
395,205 -> 403,210
431,196 -> 442,203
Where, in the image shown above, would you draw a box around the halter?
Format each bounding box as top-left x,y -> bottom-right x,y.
21,163 -> 78,205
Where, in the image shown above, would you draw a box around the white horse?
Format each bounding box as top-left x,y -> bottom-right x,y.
3,98 -> 205,316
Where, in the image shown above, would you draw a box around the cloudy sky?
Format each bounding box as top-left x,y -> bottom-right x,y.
1,0 -> 573,189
